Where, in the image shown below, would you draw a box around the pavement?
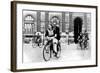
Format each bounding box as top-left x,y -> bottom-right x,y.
23,41 -> 91,63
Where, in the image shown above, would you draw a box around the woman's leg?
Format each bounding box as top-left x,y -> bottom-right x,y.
53,38 -> 58,54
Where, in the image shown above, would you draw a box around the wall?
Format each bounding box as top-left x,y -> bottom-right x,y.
0,0 -> 99,73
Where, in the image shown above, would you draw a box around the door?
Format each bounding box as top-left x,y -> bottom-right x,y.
74,17 -> 83,43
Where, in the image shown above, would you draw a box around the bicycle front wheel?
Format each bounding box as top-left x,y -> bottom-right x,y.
56,43 -> 61,58
43,45 -> 51,61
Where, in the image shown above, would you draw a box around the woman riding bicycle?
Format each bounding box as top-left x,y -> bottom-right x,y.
45,24 -> 54,52
45,23 -> 60,57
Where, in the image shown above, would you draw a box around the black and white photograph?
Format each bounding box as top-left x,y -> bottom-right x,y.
11,1 -> 97,71
22,10 -> 91,63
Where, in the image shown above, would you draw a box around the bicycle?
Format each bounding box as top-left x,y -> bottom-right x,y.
43,37 -> 61,61
77,33 -> 89,50
32,35 -> 43,48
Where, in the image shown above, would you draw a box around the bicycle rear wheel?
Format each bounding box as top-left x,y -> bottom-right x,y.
43,45 -> 51,61
32,38 -> 37,48
39,43 -> 43,48
84,41 -> 89,50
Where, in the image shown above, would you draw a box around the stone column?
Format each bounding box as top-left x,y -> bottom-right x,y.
45,11 -> 49,31
69,12 -> 73,32
84,13 -> 87,31
62,12 -> 65,32
37,11 -> 41,32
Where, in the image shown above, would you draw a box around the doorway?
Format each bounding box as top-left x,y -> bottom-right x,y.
74,17 -> 83,43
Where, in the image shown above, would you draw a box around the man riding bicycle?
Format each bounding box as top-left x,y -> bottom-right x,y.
78,30 -> 89,50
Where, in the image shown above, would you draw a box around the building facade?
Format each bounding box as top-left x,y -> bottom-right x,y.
22,10 -> 91,43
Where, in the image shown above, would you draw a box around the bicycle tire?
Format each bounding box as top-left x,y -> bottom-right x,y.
43,44 -> 51,61
56,43 -> 61,58
39,43 -> 43,48
32,43 -> 37,48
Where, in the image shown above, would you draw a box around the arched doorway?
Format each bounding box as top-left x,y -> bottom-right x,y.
74,17 -> 83,43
